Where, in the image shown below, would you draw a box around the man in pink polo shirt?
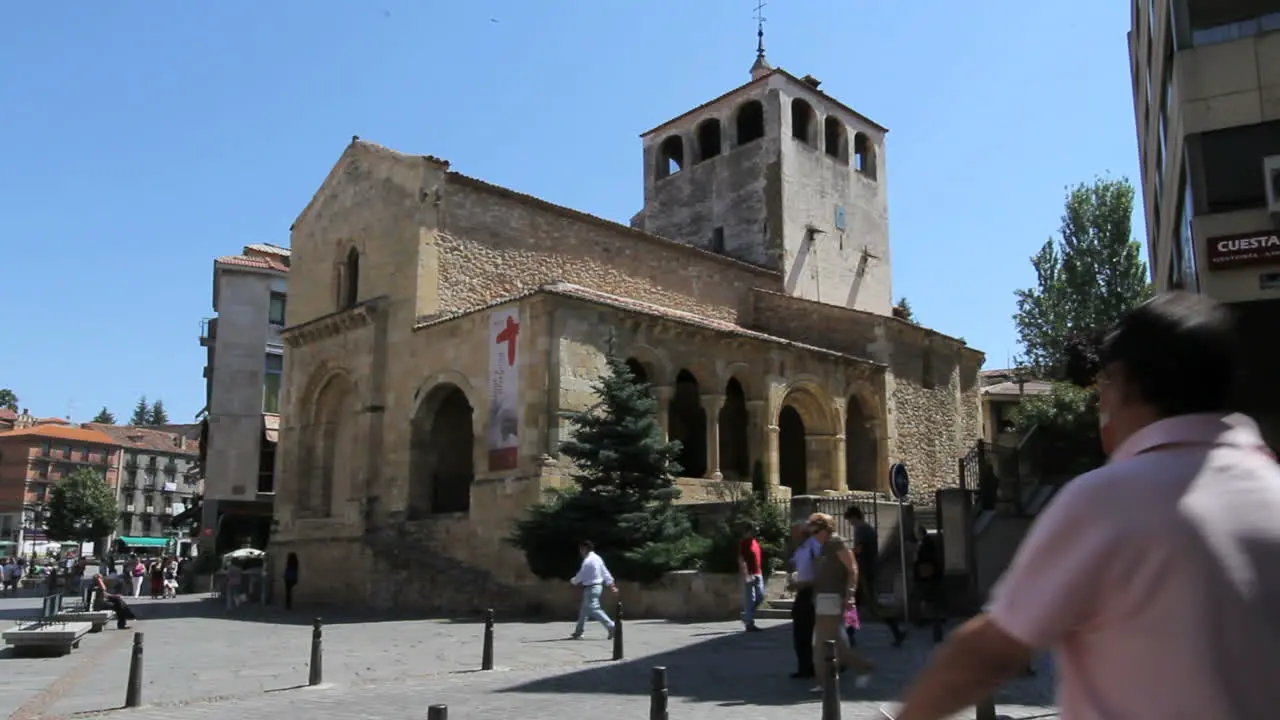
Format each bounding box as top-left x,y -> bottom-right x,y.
894,293 -> 1280,719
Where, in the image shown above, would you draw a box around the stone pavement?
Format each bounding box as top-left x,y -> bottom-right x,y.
0,594 -> 1058,720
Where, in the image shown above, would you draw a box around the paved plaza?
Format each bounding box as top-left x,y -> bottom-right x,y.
1,594 -> 1058,720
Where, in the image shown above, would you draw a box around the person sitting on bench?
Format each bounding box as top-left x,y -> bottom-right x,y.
92,574 -> 136,630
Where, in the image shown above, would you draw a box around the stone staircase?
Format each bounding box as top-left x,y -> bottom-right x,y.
756,590 -> 795,620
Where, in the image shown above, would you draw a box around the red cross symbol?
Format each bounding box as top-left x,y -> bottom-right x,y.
495,315 -> 520,367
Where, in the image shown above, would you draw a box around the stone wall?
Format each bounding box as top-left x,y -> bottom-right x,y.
436,174 -> 781,323
748,289 -> 984,504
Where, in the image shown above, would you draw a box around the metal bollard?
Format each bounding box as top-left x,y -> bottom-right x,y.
124,632 -> 144,708
821,639 -> 841,720
308,617 -> 323,686
611,601 -> 625,661
974,697 -> 997,720
649,666 -> 669,720
428,704 -> 448,720
481,608 -> 495,671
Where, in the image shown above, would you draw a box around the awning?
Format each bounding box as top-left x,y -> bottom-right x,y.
116,536 -> 170,548
263,413 -> 280,444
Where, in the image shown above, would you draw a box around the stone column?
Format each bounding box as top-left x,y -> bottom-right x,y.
700,394 -> 725,480
746,400 -> 772,487
652,386 -> 673,442
833,434 -> 847,492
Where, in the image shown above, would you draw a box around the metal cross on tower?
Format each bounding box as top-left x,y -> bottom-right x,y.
754,0 -> 767,58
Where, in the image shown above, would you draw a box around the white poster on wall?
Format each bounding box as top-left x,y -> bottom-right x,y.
487,307 -> 522,471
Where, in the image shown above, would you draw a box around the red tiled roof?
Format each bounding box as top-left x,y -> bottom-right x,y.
415,282 -> 879,366
0,424 -> 117,445
35,417 -> 69,425
0,408 -> 16,421
215,254 -> 290,273
83,424 -> 198,455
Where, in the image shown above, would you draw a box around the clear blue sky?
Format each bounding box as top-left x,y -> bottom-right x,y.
0,0 -> 1142,423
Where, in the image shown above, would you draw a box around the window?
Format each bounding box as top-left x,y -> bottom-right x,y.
1195,120 -> 1280,213
711,227 -> 726,254
1177,168 -> 1200,291
263,353 -> 284,413
1186,0 -> 1280,47
268,292 -> 287,326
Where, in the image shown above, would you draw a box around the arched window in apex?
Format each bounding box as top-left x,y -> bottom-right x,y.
696,118 -> 722,162
339,247 -> 360,310
790,98 -> 817,146
824,116 -> 849,164
735,100 -> 765,146
656,135 -> 685,179
853,133 -> 877,180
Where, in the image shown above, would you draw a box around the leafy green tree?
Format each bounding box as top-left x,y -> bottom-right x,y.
892,297 -> 916,323
1008,382 -> 1106,476
0,388 -> 17,412
147,399 -> 169,426
44,468 -> 119,544
699,490 -> 791,574
91,407 -> 116,424
1013,177 -> 1152,380
509,339 -> 705,582
129,396 -> 150,426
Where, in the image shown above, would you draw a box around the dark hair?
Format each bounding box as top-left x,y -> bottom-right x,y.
1099,292 -> 1237,417
579,540 -> 594,552
844,506 -> 864,522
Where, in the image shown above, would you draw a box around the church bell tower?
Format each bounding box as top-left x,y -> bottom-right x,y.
631,21 -> 893,316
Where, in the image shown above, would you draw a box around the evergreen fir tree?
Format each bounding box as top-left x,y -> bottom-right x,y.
91,407 -> 116,424
510,336 -> 704,582
129,396 -> 149,426
147,399 -> 169,426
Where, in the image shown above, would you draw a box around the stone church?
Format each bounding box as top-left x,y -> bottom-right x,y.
272,51 -> 984,611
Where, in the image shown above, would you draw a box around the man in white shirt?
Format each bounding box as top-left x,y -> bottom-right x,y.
569,540 -> 617,640
788,521 -> 822,678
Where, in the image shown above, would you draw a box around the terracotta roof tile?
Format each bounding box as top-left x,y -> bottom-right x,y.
35,417 -> 69,425
414,282 -> 879,367
215,254 -> 290,273
0,424 -> 117,445
84,424 -> 199,456
0,408 -> 16,421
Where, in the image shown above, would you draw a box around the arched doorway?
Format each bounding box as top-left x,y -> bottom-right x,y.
409,383 -> 476,516
668,369 -> 706,477
303,373 -> 357,518
845,397 -> 879,491
778,406 -> 807,494
719,378 -> 750,481
777,385 -> 838,496
624,358 -> 650,386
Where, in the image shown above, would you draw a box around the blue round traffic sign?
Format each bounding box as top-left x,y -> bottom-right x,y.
889,462 -> 910,500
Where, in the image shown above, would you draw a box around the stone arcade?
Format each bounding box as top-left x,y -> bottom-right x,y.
272,55 -> 984,613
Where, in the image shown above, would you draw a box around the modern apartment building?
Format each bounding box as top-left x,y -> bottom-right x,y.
87,424 -> 201,556
1129,0 -> 1280,448
198,243 -> 289,554
0,423 -> 121,555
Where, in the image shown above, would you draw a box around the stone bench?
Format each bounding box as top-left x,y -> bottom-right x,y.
3,621 -> 93,657
56,609 -> 115,632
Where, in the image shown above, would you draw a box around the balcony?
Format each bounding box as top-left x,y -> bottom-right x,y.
200,317 -> 218,347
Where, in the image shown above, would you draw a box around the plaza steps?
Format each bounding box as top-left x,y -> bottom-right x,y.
756,594 -> 795,620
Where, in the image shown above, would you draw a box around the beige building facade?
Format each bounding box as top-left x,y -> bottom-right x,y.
272,59 -> 984,613
1129,0 -> 1280,447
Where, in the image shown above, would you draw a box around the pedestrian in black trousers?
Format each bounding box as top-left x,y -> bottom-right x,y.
787,521 -> 821,679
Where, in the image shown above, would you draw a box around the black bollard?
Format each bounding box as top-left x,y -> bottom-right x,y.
427,704 -> 448,720
124,632 -> 144,708
821,639 -> 841,720
649,666 -> 668,720
481,608 -> 495,671
611,601 -> 624,661
974,697 -> 997,720
308,617 -> 323,686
